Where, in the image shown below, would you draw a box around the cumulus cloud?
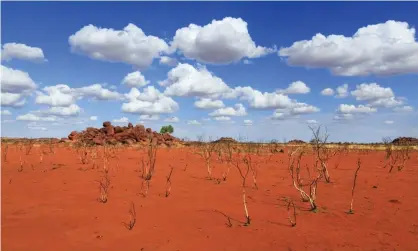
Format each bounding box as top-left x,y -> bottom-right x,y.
384,120 -> 394,124
74,84 -> 123,100
290,102 -> 320,114
1,65 -> 37,93
337,104 -> 377,114
1,92 -> 26,107
393,105 -> 413,112
17,113 -> 56,122
214,116 -> 231,121
122,71 -> 150,88
161,63 -> 231,98
35,84 -> 75,107
113,117 -> 129,123
351,83 -> 403,108
194,98 -> 225,109
164,116 -> 179,123
279,20 -> 418,76
28,126 -> 47,131
335,84 -> 349,98
69,23 -> 168,68
333,113 -> 354,121
159,56 -> 178,66
321,88 -> 334,96
234,86 -> 293,109
139,114 -> 159,121
209,103 -> 247,117
243,119 -> 253,126
170,17 -> 274,64
1,110 -> 12,115
306,119 -> 318,124
277,81 -> 310,94
187,120 -> 201,125
122,86 -> 179,115
90,116 -> 98,121
1,43 -> 46,62
43,104 -> 81,117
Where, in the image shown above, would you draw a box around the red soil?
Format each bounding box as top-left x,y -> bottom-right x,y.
2,145 -> 418,251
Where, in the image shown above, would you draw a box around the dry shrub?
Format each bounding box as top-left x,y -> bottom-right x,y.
384,143 -> 412,172
18,155 -> 24,172
287,199 -> 297,227
140,138 -> 158,197
165,165 -> 174,197
348,158 -> 361,214
98,172 -> 110,203
3,144 -> 9,162
288,146 -> 319,211
309,125 -> 332,183
194,138 -> 217,180
123,201 -> 136,230
232,149 -> 251,226
75,143 -> 90,164
25,139 -> 35,155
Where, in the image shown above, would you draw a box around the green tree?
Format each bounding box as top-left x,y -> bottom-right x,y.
160,125 -> 174,134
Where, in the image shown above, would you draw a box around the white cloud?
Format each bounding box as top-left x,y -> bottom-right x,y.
333,113 -> 354,121
243,119 -> 253,126
279,20 -> 418,76
1,43 -> 46,62
1,65 -> 37,93
306,119 -> 318,124
161,63 -> 231,98
139,114 -> 159,121
243,59 -> 253,64
321,88 -> 334,96
277,81 -> 310,94
335,84 -> 349,98
113,117 -> 129,123
43,104 -> 81,117
17,113 -> 56,122
170,17 -> 274,64
159,56 -> 178,66
164,116 -> 179,123
74,84 -> 122,100
1,110 -> 12,115
69,23 -> 168,68
234,86 -> 293,109
290,102 -> 320,114
122,71 -> 150,88
393,105 -> 413,112
214,116 -> 231,121
1,92 -> 26,107
90,116 -> 98,121
187,120 -> 201,125
28,126 -> 47,131
351,83 -> 403,108
194,98 -> 225,109
122,86 -> 179,115
384,120 -> 394,124
351,83 -> 394,101
337,104 -> 377,114
35,84 -> 75,107
209,103 -> 247,117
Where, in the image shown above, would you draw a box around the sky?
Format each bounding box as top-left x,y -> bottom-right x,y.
1,1 -> 417,142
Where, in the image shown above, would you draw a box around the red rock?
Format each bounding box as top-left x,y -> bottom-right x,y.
103,121 -> 112,127
93,137 -> 105,145
128,123 -> 133,129
105,125 -> 115,136
114,126 -> 123,134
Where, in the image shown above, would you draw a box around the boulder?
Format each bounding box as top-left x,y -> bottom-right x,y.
105,125 -> 115,136
128,122 -> 133,129
103,121 -> 112,127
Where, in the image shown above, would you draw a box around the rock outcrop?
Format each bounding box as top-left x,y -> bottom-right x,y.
392,137 -> 418,146
68,121 -> 180,146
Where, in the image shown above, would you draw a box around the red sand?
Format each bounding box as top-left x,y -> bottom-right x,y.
2,145 -> 418,251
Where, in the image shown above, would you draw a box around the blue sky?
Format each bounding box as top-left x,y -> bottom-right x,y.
1,1 -> 417,142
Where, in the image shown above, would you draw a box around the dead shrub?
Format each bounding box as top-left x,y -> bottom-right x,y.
122,201 -> 136,230
140,138 -> 158,197
232,150 -> 251,226
165,165 -> 174,197
348,158 -> 361,214
98,172 -> 110,203
287,199 -> 297,227
309,125 -> 332,183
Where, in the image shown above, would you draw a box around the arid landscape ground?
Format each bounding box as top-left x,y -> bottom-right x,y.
2,139 -> 418,251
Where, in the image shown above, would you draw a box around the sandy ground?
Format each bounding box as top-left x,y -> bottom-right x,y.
2,144 -> 418,251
